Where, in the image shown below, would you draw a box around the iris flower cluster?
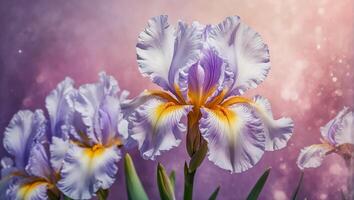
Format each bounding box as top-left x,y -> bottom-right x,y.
6,15 -> 354,200
0,73 -> 130,199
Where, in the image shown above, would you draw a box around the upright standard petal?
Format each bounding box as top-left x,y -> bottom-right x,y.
73,72 -> 121,145
45,77 -> 75,139
3,110 -> 46,169
187,49 -> 234,105
320,107 -> 354,145
208,16 -> 270,95
251,95 -> 294,151
57,144 -> 121,199
199,105 -> 265,173
25,143 -> 52,181
128,98 -> 192,160
297,144 -> 334,169
137,15 -> 203,93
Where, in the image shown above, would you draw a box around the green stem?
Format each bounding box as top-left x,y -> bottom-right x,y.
183,163 -> 196,200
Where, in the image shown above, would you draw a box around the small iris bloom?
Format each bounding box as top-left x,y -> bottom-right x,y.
51,72 -> 129,199
0,110 -> 57,200
124,15 -> 294,173
297,107 -> 354,169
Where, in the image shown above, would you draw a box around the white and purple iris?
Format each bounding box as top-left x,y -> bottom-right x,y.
123,15 -> 294,173
297,107 -> 354,169
0,72 -> 129,199
0,110 -> 54,200
0,15 -> 297,199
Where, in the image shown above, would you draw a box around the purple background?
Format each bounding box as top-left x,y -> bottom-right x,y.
0,0 -> 353,199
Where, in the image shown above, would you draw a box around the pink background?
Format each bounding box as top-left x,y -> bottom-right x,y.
0,0 -> 353,199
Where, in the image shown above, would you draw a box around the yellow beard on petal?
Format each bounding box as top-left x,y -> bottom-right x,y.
211,106 -> 238,139
84,144 -> 106,160
152,102 -> 185,132
18,180 -> 48,200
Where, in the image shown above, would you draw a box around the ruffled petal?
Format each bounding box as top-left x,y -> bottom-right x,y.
45,77 -> 75,139
25,143 -> 51,181
57,144 -> 121,199
0,157 -> 16,200
251,95 -> 294,151
321,107 -> 354,145
8,178 -> 48,200
199,105 -> 265,173
73,72 -> 121,145
297,144 -> 334,169
49,137 -> 70,172
128,98 -> 192,160
137,15 -> 203,94
3,110 -> 47,169
208,16 -> 270,95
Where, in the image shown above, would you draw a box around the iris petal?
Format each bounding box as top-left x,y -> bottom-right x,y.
187,49 -> 234,105
25,143 -> 51,181
3,110 -> 46,169
199,105 -> 265,173
0,157 -> 16,200
8,178 -> 48,200
320,107 -> 354,145
73,72 -> 121,145
137,15 -> 203,94
208,16 -> 270,95
57,144 -> 121,199
49,137 -> 70,172
252,95 -> 294,151
297,144 -> 334,169
45,77 -> 75,139
128,98 -> 192,160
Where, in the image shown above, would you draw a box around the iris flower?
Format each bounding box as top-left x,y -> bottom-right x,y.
124,15 -> 294,173
51,72 -> 129,199
0,109 -> 58,199
297,107 -> 353,169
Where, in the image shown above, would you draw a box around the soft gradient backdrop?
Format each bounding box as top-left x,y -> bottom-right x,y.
0,0 -> 353,199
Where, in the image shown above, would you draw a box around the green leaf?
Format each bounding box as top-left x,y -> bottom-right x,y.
97,189 -> 109,200
183,162 -> 196,200
63,196 -> 73,200
189,140 -> 208,172
246,168 -> 271,200
157,163 -> 176,200
291,171 -> 304,200
169,170 -> 176,189
124,154 -> 149,200
208,186 -> 220,200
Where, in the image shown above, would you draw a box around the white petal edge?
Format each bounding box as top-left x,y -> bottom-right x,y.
136,15 -> 203,94
297,143 -> 334,170
252,95 -> 294,151
208,16 -> 270,95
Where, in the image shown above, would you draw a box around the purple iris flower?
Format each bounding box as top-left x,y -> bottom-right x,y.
0,110 -> 55,199
51,72 -> 130,199
0,72 -> 130,200
123,15 -> 294,173
297,107 -> 353,169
